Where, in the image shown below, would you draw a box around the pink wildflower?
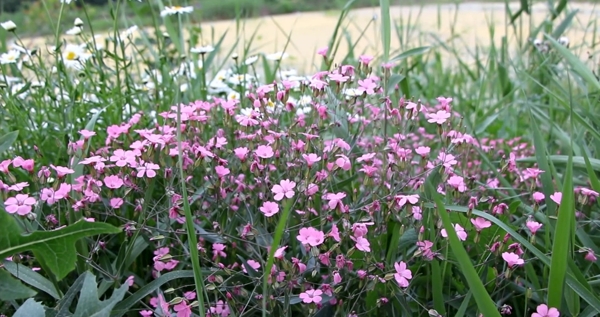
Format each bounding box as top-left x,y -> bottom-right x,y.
297,227 -> 326,247
4,194 -> 37,215
532,304 -> 560,317
260,201 -> 279,217
441,224 -> 467,241
427,110 -> 451,124
502,252 -> 524,268
299,289 -> 323,304
393,261 -> 412,288
272,179 -> 296,201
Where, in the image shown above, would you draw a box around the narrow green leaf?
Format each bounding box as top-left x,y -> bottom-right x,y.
517,155 -> 600,172
0,130 -> 19,153
73,272 -> 129,317
379,0 -> 391,62
0,269 -> 37,301
548,153 -> 574,308
455,291 -> 472,317
432,260 -> 446,315
427,184 -> 500,317
551,9 -> 578,39
390,46 -> 431,62
386,74 -> 405,95
0,211 -> 121,281
3,261 -> 61,299
544,34 -> 600,91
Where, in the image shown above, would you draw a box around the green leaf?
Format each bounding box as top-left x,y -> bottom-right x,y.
3,260 -> 61,299
390,46 -> 431,62
72,272 -> 129,317
432,260 -> 446,315
426,184 -> 500,317
0,211 -> 121,281
551,9 -> 578,39
0,269 -> 37,301
386,74 -> 405,95
443,205 -> 600,313
544,34 -> 600,91
14,298 -> 45,317
548,150 -> 575,308
112,270 -> 213,317
0,130 -> 19,153
379,0 -> 391,62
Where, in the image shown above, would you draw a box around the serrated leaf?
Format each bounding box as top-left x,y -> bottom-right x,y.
0,269 -> 37,301
14,298 -> 45,317
0,211 -> 121,281
73,272 -> 129,317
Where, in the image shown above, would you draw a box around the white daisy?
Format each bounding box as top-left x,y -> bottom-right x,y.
1,20 -> 16,31
0,50 -> 20,64
66,26 -> 82,35
160,6 -> 194,17
244,55 -> 259,65
190,45 -> 214,54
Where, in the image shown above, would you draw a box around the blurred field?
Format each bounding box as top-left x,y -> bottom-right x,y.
15,1 -> 600,75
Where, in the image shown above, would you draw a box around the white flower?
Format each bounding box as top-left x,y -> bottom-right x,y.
558,37 -> 569,47
61,0 -> 73,3
297,95 -> 312,107
0,50 -> 20,64
227,91 -> 241,101
190,45 -> 214,54
343,88 -> 363,97
59,44 -> 92,70
266,51 -> 289,61
160,6 -> 194,17
122,25 -> 138,38
66,26 -> 82,35
74,18 -> 84,27
1,20 -> 16,32
244,55 -> 259,65
228,74 -> 254,87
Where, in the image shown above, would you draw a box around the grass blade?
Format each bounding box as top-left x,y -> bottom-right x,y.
379,0 -> 391,62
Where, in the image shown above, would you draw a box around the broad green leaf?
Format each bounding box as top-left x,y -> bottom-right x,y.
0,130 -> 19,153
3,261 -> 61,299
73,272 -> 129,317
385,74 -> 405,95
548,153 -> 574,309
14,298 -> 45,317
0,269 -> 37,301
0,211 -> 121,281
390,46 -> 431,62
427,183 -> 500,317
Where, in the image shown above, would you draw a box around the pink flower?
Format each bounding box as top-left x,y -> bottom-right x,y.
272,179 -> 296,201
173,301 -> 192,317
4,194 -> 36,215
532,304 -> 560,317
79,129 -> 96,139
358,54 -> 373,65
299,289 -> 323,304
550,192 -> 562,205
447,175 -> 467,192
274,246 -> 287,259
302,153 -> 321,167
136,162 -> 160,178
526,221 -> 543,235
104,175 -> 124,189
502,252 -> 524,268
234,147 -> 249,160
584,250 -> 597,262
427,110 -> 451,124
414,146 -> 430,157
329,225 -> 341,242
396,194 -> 419,208
297,227 -> 326,247
51,165 -> 75,177
209,300 -> 230,317
110,197 -> 124,208
532,192 -> 545,203
441,224 -> 467,241
351,236 -> 371,252
260,201 -> 279,217
393,261 -> 412,287
471,217 -> 492,232
323,192 -> 346,210
317,46 -> 329,57
215,165 -> 230,178
110,149 -> 138,168
242,259 -> 261,273
357,78 -> 377,95
255,145 -> 274,159
140,310 -> 153,317
212,243 -> 227,259
335,154 -> 351,170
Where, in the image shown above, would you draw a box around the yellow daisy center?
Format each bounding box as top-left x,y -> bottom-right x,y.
65,51 -> 78,61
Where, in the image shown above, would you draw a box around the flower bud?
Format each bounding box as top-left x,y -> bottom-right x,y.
1,20 -> 17,32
